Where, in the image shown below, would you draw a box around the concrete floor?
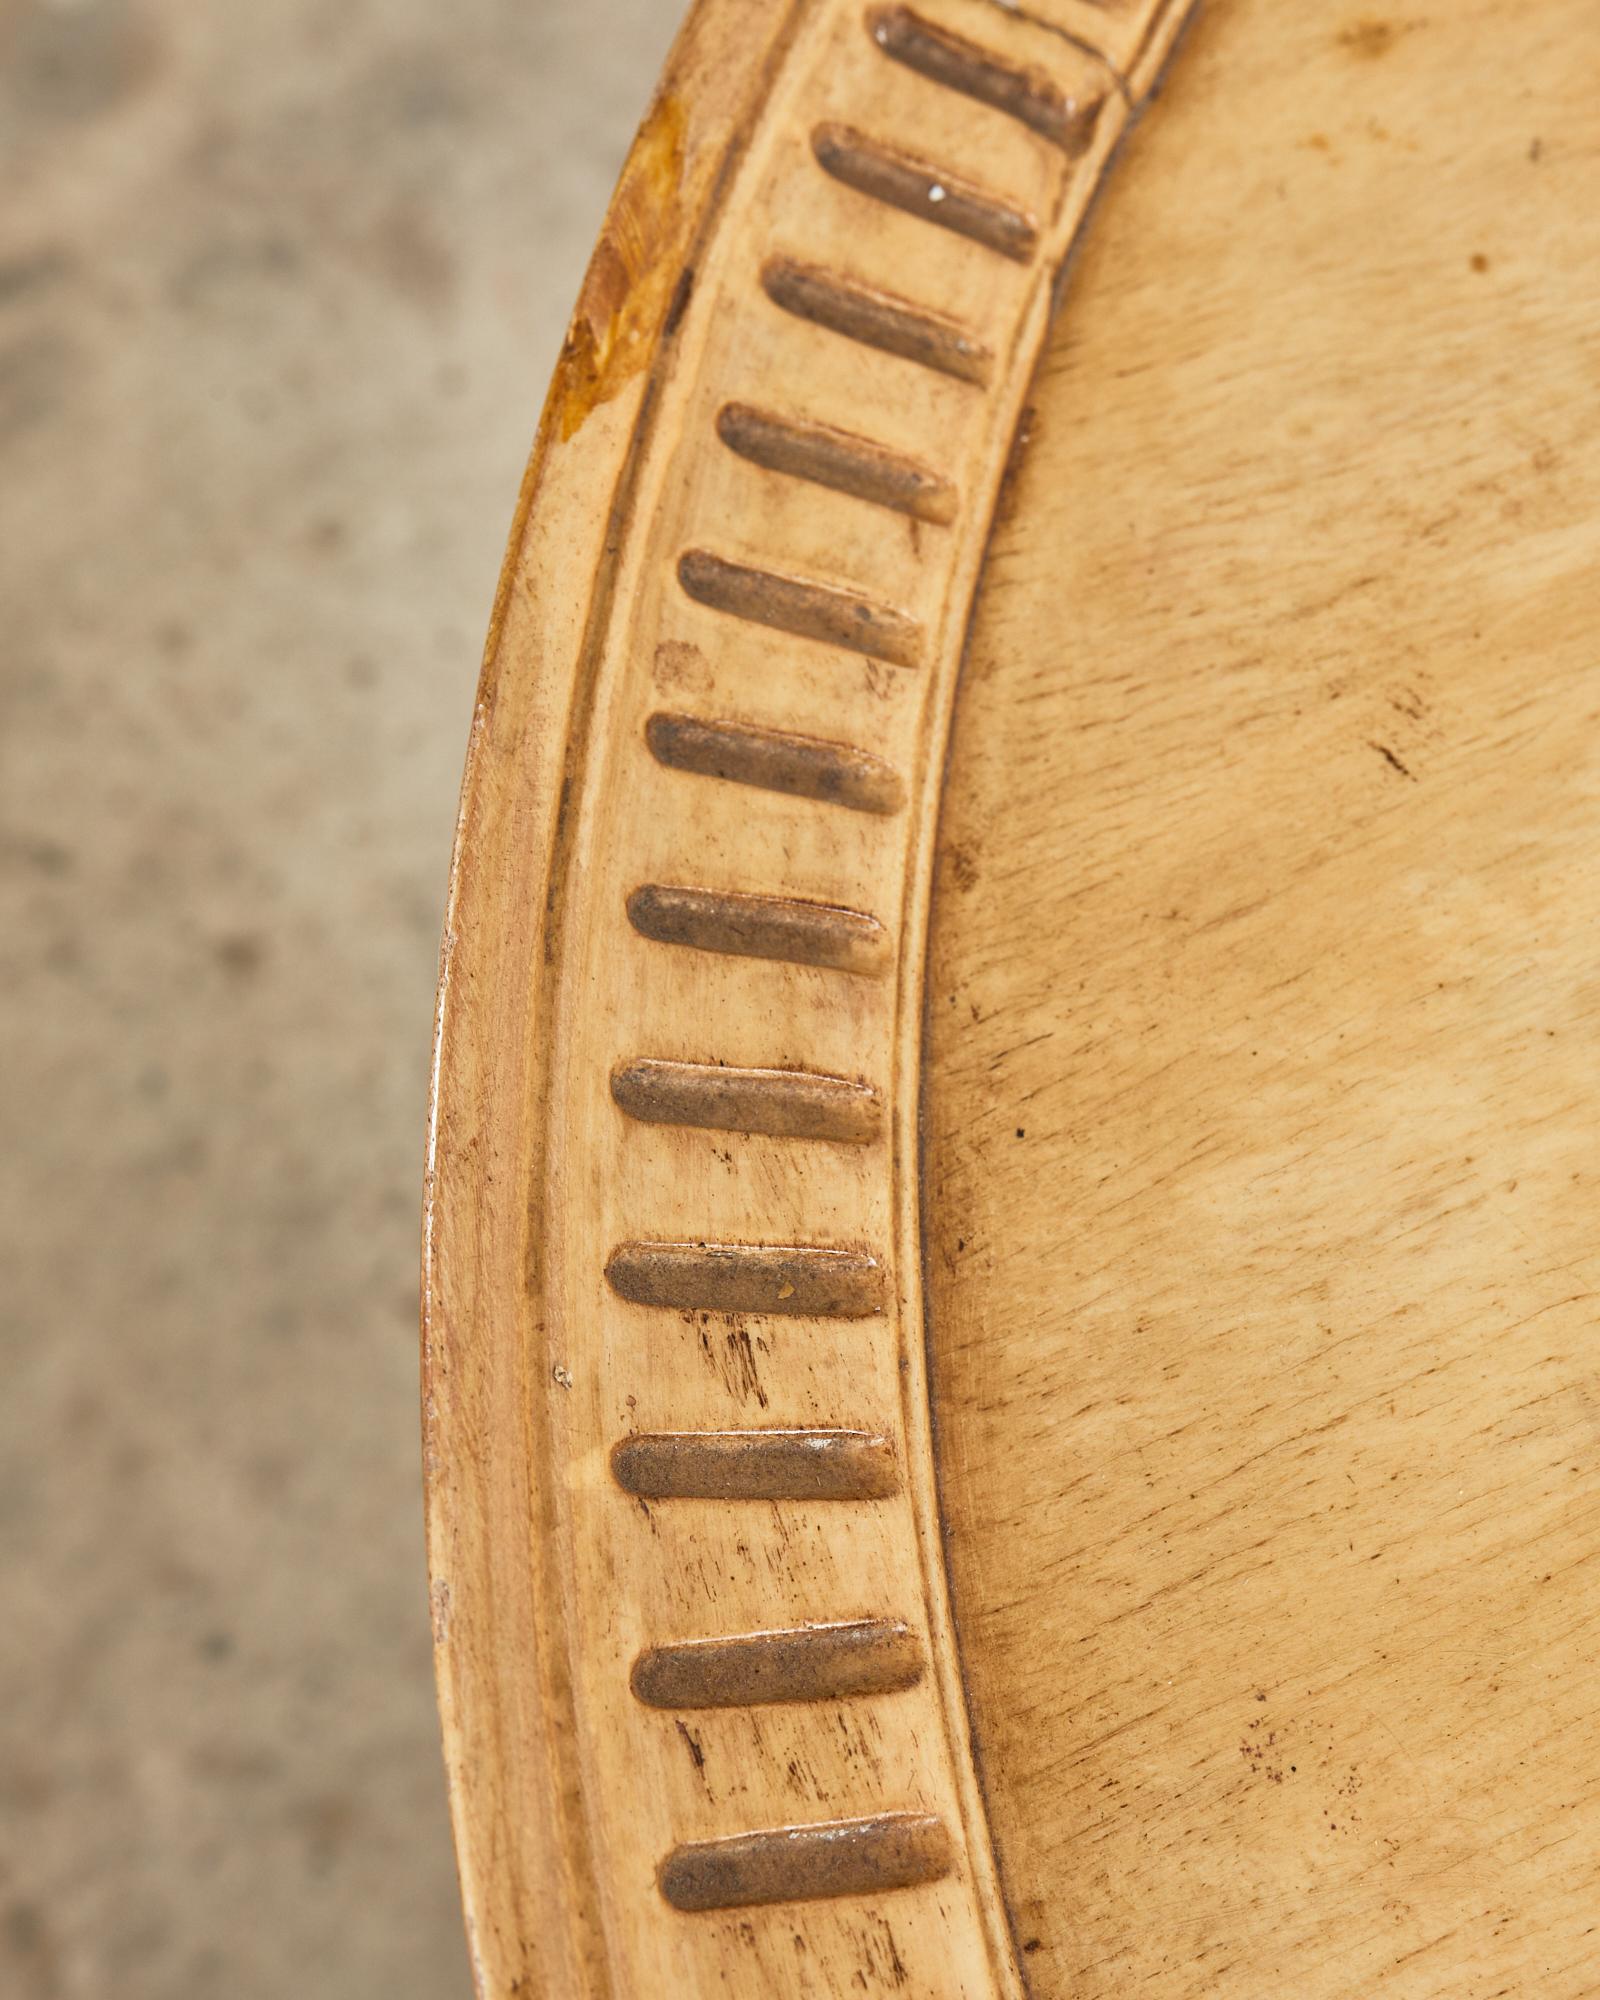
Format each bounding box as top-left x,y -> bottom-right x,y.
0,1 -> 673,1992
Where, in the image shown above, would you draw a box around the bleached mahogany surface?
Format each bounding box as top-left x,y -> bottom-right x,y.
926,1 -> 1600,1992
424,0 -> 1600,1993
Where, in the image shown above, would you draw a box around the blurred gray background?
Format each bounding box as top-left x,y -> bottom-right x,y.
0,1 -> 674,1993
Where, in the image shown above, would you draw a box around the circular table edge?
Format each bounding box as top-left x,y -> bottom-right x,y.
422,1 -> 1197,1993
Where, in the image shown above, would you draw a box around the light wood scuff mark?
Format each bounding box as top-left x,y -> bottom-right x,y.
811,121 -> 1039,261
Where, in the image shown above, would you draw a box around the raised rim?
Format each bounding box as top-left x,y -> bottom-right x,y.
423,2 -> 1196,1993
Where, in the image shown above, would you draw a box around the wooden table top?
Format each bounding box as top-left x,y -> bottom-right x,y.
422,1 -> 1600,1992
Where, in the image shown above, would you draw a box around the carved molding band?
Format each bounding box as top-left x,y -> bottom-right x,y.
424,0 -> 1198,1994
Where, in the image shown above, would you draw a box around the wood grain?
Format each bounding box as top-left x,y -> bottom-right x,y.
423,0 -> 1597,1992
424,0 -> 1158,1985
923,1 -> 1600,1994
676,545 -> 927,666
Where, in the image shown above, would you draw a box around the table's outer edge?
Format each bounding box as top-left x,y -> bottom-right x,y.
423,2 -> 1195,1993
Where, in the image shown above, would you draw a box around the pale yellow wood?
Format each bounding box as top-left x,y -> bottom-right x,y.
423,0 -> 1599,1993
925,0 -> 1600,1993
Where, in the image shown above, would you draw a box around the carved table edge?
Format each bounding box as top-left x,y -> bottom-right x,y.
422,1 -> 1198,1993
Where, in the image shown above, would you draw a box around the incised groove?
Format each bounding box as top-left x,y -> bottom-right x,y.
611,1430 -> 901,1501
626,882 -> 893,974
811,122 -> 1039,262
658,1811 -> 954,1911
632,1618 -> 924,1708
554,92 -> 688,441
761,255 -> 994,382
678,546 -> 925,666
868,4 -> 1107,154
612,1057 -> 884,1141
717,400 -> 958,521
605,1241 -> 888,1317
646,710 -> 907,813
